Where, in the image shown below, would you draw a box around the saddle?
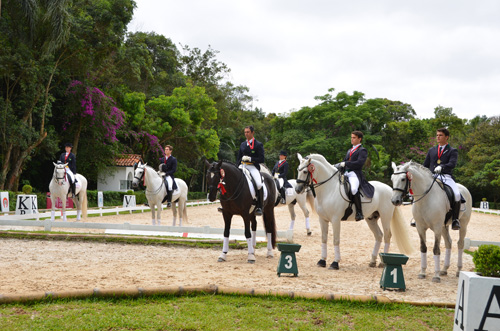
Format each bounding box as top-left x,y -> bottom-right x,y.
241,168 -> 268,205
340,177 -> 372,221
436,179 -> 466,225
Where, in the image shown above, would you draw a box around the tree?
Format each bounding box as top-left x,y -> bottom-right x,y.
457,116 -> 500,203
0,0 -> 71,190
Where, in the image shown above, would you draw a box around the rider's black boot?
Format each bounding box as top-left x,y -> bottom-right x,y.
280,187 -> 286,204
353,192 -> 364,221
71,182 -> 76,198
166,190 -> 173,208
451,202 -> 461,230
255,188 -> 263,216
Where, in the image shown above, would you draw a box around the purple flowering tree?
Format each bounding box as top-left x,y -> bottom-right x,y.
65,80 -> 125,154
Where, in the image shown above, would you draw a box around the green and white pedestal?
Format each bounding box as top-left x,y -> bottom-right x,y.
277,243 -> 301,277
379,253 -> 409,291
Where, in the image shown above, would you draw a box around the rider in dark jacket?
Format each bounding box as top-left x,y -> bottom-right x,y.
59,143 -> 77,198
272,150 -> 292,204
158,145 -> 178,207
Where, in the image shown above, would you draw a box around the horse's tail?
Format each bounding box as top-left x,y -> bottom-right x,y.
306,189 -> 316,215
391,206 -> 415,255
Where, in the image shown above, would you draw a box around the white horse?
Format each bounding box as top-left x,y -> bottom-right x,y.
277,179 -> 316,235
131,162 -> 188,226
49,162 -> 88,222
391,161 -> 472,282
295,153 -> 414,270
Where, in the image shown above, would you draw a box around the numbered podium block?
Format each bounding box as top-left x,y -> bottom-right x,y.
277,243 -> 301,277
379,253 -> 409,291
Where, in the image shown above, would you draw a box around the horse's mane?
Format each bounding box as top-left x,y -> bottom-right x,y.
259,164 -> 272,175
407,160 -> 433,177
306,154 -> 336,171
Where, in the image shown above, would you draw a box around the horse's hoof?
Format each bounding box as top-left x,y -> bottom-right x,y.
369,262 -> 376,268
439,271 -> 448,276
267,250 -> 274,258
378,263 -> 385,268
432,277 -> 441,283
418,274 -> 426,279
307,230 -> 312,236
317,259 -> 326,268
217,257 -> 226,262
328,261 -> 339,270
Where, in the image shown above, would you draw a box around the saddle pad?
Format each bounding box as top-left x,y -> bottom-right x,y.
242,168 -> 268,201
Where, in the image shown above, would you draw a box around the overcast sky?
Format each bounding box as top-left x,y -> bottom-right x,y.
128,0 -> 500,120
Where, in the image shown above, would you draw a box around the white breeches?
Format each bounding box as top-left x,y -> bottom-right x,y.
346,171 -> 359,195
166,176 -> 173,191
239,164 -> 263,190
435,174 -> 460,201
277,178 -> 284,189
66,168 -> 75,183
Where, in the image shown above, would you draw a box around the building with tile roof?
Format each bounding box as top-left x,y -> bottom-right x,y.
97,154 -> 143,192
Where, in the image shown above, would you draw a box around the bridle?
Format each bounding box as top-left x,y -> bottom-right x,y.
296,160 -> 339,198
54,166 -> 67,185
392,170 -> 439,204
135,166 -> 164,195
207,164 -> 246,202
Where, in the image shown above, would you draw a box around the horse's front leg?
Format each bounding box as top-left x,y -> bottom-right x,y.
329,218 -> 341,270
50,195 -> 56,221
440,226 -> 452,276
431,229 -> 442,283
298,200 -> 311,236
287,203 -> 296,231
317,219 -> 329,268
245,215 -> 256,263
61,196 -> 67,222
417,226 -> 428,279
218,213 -> 232,262
365,217 -> 383,268
150,202 -> 156,225
156,202 -> 162,225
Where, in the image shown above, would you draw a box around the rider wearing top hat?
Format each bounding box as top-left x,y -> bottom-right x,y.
237,125 -> 265,216
423,127 -> 461,230
335,131 -> 374,221
59,142 -> 77,198
272,150 -> 292,205
158,145 -> 178,208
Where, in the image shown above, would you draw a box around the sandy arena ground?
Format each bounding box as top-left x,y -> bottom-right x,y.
0,203 -> 498,304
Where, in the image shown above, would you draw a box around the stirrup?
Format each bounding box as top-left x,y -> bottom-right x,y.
452,220 -> 461,230
217,207 -> 223,213
255,208 -> 263,216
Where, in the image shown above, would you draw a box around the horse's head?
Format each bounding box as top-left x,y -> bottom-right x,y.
390,161 -> 411,206
132,162 -> 147,189
205,159 -> 223,202
53,162 -> 68,185
295,154 -> 312,194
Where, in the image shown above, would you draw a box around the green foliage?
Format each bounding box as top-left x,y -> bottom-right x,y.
188,192 -> 208,200
22,185 -> 33,195
473,245 -> 500,278
126,190 -> 134,195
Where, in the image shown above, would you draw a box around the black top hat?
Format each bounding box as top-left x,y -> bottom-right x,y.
64,142 -> 73,148
279,150 -> 287,156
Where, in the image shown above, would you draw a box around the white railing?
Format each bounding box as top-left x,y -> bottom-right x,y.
0,201 -> 294,242
464,238 -> 500,250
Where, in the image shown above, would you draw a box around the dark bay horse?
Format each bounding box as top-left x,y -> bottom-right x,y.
205,160 -> 277,263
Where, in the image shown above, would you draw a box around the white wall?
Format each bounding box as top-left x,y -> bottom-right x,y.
97,166 -> 135,192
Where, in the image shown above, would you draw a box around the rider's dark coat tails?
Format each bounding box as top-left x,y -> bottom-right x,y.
272,160 -> 292,188
159,155 -> 178,190
343,146 -> 374,198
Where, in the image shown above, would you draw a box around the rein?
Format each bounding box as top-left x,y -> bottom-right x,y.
137,167 -> 164,195
296,162 -> 339,197
209,165 -> 246,202
392,170 -> 439,204
54,168 -> 67,185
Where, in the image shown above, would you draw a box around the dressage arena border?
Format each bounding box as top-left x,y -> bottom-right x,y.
0,284 -> 456,308
0,201 -> 294,242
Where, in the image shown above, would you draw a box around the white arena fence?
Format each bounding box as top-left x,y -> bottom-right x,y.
0,200 -> 294,242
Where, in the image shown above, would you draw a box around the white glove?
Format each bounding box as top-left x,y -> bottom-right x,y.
340,162 -> 345,167
335,162 -> 345,169
242,156 -> 251,162
434,166 -> 442,174
274,173 -> 279,179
